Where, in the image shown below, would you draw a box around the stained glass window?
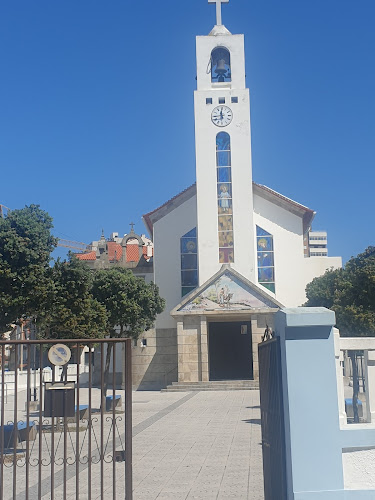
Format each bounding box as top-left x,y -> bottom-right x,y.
256,226 -> 275,293
217,132 -> 234,263
181,228 -> 198,297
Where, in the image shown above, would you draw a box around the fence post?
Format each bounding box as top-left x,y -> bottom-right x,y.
334,329 -> 347,426
364,350 -> 375,423
275,307 -> 344,498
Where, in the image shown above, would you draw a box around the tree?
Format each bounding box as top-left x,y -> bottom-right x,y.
37,256 -> 108,341
0,205 -> 58,332
92,268 -> 165,393
305,246 -> 375,422
305,246 -> 375,336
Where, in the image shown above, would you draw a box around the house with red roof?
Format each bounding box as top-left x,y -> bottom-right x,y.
75,228 -> 153,281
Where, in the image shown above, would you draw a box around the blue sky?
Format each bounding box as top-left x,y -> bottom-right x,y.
1,0 -> 374,264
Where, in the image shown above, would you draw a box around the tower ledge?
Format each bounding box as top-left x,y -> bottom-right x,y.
209,24 -> 231,36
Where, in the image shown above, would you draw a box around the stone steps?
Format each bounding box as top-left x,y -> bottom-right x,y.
161,380 -> 259,392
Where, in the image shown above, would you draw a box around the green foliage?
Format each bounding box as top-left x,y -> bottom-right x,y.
38,257 -> 108,340
0,203 -> 165,344
305,246 -> 375,336
304,268 -> 343,309
92,268 -> 165,339
0,205 -> 57,331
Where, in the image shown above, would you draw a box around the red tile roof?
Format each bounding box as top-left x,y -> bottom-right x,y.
126,243 -> 139,262
107,242 -> 122,262
75,251 -> 96,261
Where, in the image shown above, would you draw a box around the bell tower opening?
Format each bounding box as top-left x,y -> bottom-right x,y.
211,47 -> 231,83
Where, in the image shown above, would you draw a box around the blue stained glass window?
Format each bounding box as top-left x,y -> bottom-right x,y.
183,228 -> 196,238
216,132 -> 230,151
257,236 -> 273,252
180,238 -> 197,254
181,270 -> 198,287
216,132 -> 234,263
181,253 -> 197,270
217,167 -> 231,183
258,267 -> 274,283
257,227 -> 271,237
181,228 -> 198,297
257,252 -> 274,267
216,151 -> 231,166
256,226 -> 275,294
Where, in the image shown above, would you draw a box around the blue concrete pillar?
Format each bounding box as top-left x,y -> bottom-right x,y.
275,307 -> 344,499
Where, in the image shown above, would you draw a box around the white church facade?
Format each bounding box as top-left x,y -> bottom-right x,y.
130,1 -> 342,389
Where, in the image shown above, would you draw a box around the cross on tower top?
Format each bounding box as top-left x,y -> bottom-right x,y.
208,0 -> 229,26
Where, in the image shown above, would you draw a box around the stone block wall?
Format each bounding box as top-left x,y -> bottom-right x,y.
177,317 -> 202,383
132,328 -> 177,390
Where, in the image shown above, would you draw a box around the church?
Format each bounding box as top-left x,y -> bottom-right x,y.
111,1 -> 342,389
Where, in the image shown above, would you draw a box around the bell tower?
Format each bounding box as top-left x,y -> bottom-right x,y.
195,0 -> 255,284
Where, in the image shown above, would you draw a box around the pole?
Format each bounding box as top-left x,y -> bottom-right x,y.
125,339 -> 133,499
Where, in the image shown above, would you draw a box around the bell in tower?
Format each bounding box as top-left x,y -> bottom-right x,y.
211,47 -> 231,83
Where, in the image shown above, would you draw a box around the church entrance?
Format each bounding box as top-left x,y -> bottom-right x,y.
208,321 -> 253,380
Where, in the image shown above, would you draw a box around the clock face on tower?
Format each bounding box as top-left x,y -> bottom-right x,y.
211,106 -> 233,127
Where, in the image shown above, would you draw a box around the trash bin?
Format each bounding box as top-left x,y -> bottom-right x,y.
44,382 -> 75,418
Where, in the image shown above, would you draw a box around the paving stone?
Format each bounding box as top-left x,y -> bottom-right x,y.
6,389 -> 264,499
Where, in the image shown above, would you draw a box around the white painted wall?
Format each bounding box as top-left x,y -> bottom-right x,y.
153,195 -> 197,329
253,193 -> 305,307
303,254 -> 342,291
195,33 -> 255,285
254,192 -> 342,307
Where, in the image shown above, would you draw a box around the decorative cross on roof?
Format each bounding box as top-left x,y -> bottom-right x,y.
129,222 -> 135,232
208,0 -> 229,26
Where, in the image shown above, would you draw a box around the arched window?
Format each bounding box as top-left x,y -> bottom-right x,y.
211,47 -> 231,83
180,228 -> 198,297
216,132 -> 234,263
256,226 -> 275,293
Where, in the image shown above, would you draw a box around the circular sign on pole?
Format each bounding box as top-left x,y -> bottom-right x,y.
48,344 -> 72,366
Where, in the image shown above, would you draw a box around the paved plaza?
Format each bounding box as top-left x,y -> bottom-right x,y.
2,389 -> 264,499
131,390 -> 264,500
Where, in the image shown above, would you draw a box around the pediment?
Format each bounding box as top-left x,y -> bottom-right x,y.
171,265 -> 283,316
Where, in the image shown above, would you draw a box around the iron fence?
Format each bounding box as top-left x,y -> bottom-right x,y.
258,337 -> 287,500
0,338 -> 132,500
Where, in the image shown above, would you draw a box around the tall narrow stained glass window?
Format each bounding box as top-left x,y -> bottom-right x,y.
181,228 -> 198,297
256,226 -> 275,293
217,132 -> 234,263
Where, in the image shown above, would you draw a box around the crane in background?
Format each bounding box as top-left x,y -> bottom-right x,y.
0,204 -> 9,218
0,202 -> 92,252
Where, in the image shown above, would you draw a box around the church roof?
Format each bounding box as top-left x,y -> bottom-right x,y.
143,182 -> 315,236
253,183 -> 315,234
143,183 -> 196,236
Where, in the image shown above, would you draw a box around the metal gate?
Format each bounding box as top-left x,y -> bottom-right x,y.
258,336 -> 287,500
0,338 -> 132,500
